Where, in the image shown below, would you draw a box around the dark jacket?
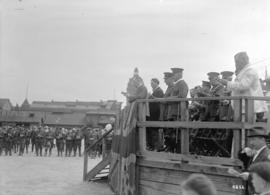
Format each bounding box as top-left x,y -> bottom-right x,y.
148,87 -> 164,121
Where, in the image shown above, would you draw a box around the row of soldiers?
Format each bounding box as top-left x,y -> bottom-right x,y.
0,125 -> 83,157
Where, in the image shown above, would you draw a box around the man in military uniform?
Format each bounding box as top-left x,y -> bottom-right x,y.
35,126 -> 44,156
44,126 -> 54,156
0,127 -> 4,155
159,72 -> 176,152
206,72 -> 224,121
147,78 -> 164,151
31,126 -> 38,153
25,127 -> 31,154
18,126 -> 26,156
55,128 -> 65,157
73,128 -> 83,157
65,129 -> 73,157
4,127 -> 13,156
219,71 -> 234,121
168,68 -> 189,153
167,68 -> 189,121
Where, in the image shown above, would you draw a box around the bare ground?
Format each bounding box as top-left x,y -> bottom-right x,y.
0,151 -> 112,195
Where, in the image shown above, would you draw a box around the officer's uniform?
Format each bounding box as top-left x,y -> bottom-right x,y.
73,129 -> 82,156
18,128 -> 26,156
55,128 -> 65,156
65,130 -> 73,157
35,127 -> 44,156
219,71 -> 234,121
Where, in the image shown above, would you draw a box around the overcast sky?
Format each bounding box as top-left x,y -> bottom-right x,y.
1,0 -> 270,105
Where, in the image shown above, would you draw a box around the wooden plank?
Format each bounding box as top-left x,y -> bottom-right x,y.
180,102 -> 189,154
138,151 -> 243,167
245,99 -> 254,124
85,154 -> 111,181
137,158 -> 242,176
83,150 -> 88,181
139,166 -> 242,193
136,96 -> 246,103
138,103 -> 147,153
137,121 -> 245,129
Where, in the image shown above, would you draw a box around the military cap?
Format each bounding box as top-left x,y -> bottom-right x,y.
171,68 -> 183,74
163,72 -> 173,78
220,71 -> 234,78
247,126 -> 268,138
151,78 -> 159,84
202,81 -> 211,87
207,72 -> 220,79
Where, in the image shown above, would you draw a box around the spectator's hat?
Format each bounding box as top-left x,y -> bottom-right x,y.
202,81 -> 211,88
207,72 -> 220,79
220,71 -> 234,79
163,72 -> 173,79
247,127 -> 268,138
171,68 -> 183,74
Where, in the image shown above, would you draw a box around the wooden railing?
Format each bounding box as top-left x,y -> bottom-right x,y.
83,128 -> 113,181
136,96 -> 270,167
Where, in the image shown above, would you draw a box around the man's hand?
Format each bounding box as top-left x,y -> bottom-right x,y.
241,147 -> 255,157
239,172 -> 249,181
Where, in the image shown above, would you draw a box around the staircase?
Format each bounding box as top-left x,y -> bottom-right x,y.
84,154 -> 111,181
83,128 -> 113,182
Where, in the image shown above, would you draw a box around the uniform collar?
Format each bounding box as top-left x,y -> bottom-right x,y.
253,145 -> 267,162
174,78 -> 183,84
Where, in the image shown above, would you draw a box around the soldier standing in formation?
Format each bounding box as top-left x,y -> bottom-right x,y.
55,128 -> 65,156
73,128 -> 82,157
35,127 -> 44,156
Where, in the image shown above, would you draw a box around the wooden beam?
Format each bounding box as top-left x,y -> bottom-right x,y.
138,150 -> 243,167
138,103 -> 147,153
137,158 -> 242,177
137,121 -> 244,129
85,154 -> 111,181
83,148 -> 88,181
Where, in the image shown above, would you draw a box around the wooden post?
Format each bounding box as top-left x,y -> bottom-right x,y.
181,101 -> 189,154
232,99 -> 242,159
102,137 -> 106,159
83,145 -> 88,181
138,102 -> 147,153
245,98 -> 255,124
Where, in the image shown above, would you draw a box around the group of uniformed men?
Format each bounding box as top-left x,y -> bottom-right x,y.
146,68 -> 236,154
0,125 -> 84,157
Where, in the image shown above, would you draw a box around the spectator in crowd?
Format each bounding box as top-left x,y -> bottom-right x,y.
249,162 -> 270,195
181,174 -> 217,195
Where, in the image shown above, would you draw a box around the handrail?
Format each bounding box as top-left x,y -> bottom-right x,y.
135,96 -> 270,103
84,128 -> 113,153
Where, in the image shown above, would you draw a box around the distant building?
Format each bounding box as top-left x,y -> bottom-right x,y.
0,99 -> 122,127
0,99 -> 13,111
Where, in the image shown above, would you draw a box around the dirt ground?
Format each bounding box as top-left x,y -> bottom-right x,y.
0,151 -> 113,195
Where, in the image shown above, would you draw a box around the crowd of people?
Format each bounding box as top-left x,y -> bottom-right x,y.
0,124 -> 112,158
122,51 -> 269,154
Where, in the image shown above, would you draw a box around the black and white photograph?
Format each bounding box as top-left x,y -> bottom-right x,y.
0,0 -> 270,195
